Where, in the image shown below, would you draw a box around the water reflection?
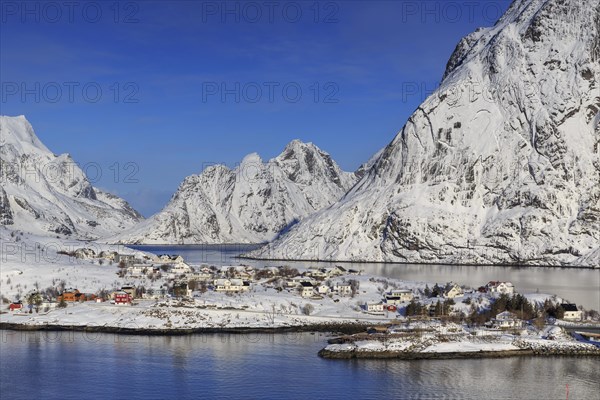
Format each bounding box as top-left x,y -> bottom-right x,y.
1,332 -> 599,399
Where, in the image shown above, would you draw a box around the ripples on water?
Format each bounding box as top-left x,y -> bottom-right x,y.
5,245 -> 593,399
1,332 -> 598,400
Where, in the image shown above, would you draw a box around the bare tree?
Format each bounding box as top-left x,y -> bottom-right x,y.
301,304 -> 314,315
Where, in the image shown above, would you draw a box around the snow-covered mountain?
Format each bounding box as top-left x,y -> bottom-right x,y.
248,0 -> 600,267
108,140 -> 358,244
0,115 -> 143,239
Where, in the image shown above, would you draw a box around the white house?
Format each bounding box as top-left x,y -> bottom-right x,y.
333,284 -> 352,296
191,271 -> 213,281
214,279 -> 250,292
98,251 -> 118,261
561,304 -> 583,321
317,284 -> 330,295
366,303 -> 385,313
142,287 -> 167,299
291,276 -> 314,284
492,311 -> 522,329
115,254 -> 137,266
389,289 -> 414,302
487,281 -> 515,295
214,279 -> 234,292
299,282 -> 314,298
158,254 -> 184,263
219,265 -> 253,279
307,268 -> 328,279
171,262 -> 193,275
443,284 -> 464,299
328,266 -> 347,277
127,265 -> 146,277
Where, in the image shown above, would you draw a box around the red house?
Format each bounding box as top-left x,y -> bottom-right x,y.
9,302 -> 23,312
113,291 -> 132,305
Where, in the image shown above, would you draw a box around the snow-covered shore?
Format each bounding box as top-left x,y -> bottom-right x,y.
0,299 -> 373,333
318,324 -> 600,359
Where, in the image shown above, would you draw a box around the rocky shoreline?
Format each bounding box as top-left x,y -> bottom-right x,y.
238,255 -> 600,269
317,332 -> 600,360
318,348 -> 531,359
0,321 -> 367,336
318,347 -> 600,360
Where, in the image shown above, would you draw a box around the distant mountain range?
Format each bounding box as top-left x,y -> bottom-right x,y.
106,140 -> 360,244
3,0 -> 598,267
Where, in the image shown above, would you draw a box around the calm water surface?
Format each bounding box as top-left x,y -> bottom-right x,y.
2,245 -> 599,399
1,332 -> 598,400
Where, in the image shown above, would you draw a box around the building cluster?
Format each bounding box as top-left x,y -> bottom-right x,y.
478,281 -> 515,295
119,257 -> 364,302
363,282 -> 466,315
4,252 -> 589,328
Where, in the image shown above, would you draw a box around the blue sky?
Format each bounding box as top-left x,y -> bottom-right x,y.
1,0 -> 511,216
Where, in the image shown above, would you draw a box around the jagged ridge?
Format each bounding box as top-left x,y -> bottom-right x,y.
0,115 -> 143,239
107,140 -> 359,244
248,0 -> 600,267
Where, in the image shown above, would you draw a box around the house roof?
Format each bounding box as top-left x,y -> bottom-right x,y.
488,281 -> 513,287
444,286 -> 462,293
496,311 -> 518,319
300,281 -> 313,287
561,303 -> 579,312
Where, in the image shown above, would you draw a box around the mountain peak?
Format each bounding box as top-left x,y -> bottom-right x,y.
0,115 -> 49,153
248,0 -> 600,267
276,139 -> 326,162
285,139 -> 314,149
0,116 -> 143,239
240,152 -> 263,166
108,140 -> 357,245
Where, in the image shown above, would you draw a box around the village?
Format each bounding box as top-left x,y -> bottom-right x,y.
2,248 -> 598,344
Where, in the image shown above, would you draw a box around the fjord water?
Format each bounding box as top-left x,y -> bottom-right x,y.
1,331 -> 598,399
2,245 -> 599,399
130,244 -> 600,309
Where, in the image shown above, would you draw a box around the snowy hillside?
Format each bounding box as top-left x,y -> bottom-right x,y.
248,0 -> 600,267
0,116 -> 143,239
107,140 -> 358,244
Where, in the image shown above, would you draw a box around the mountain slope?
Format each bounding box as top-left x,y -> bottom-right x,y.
108,140 -> 358,244
0,115 -> 143,239
248,0 -> 600,267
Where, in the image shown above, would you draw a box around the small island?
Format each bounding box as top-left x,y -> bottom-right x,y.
319,322 -> 600,359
